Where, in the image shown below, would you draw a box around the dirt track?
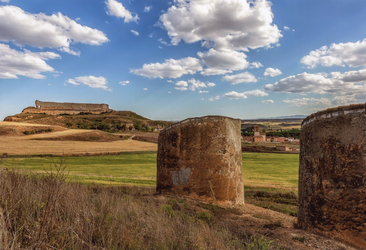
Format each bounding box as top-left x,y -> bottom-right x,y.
0,122 -> 157,156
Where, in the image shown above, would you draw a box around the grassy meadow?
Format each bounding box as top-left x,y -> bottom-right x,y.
2,152 -> 299,190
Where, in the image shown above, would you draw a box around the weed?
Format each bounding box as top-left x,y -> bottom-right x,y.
263,220 -> 283,229
292,236 -> 305,243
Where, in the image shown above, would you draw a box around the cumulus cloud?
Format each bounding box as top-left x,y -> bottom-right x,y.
174,78 -> 215,91
159,0 -> 282,51
222,72 -> 257,85
224,89 -> 268,99
0,0 -> 10,2
131,57 -> 202,79
143,88 -> 148,91
0,5 -> 108,54
338,68 -> 366,82
283,98 -> 331,107
0,43 -> 58,79
264,71 -> 366,106
264,72 -> 333,94
119,80 -> 130,86
284,26 -> 290,31
198,49 -> 249,75
174,80 -> 188,91
199,90 -> 209,93
131,30 -> 139,36
301,38 -> 366,68
67,76 -> 110,90
264,67 -> 282,77
106,0 -> 138,23
262,100 -> 274,104
249,62 -> 263,68
144,6 -> 151,12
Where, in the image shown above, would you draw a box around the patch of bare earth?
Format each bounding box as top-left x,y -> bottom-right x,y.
0,124 -> 157,156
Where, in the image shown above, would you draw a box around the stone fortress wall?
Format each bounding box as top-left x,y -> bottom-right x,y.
22,100 -> 111,115
157,116 -> 244,205
299,103 -> 366,249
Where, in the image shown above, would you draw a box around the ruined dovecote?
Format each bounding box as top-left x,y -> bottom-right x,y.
299,103 -> 366,249
156,116 -> 244,205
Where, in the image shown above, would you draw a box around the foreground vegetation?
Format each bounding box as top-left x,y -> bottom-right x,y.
0,167 -> 282,249
2,152 -> 299,218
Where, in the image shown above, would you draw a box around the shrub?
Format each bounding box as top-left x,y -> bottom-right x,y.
24,131 -> 30,135
46,128 -> 53,132
66,122 -> 73,128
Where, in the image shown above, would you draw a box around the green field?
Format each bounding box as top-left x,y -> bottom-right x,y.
1,152 -> 299,189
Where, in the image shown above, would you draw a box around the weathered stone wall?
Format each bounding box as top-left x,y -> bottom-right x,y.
157,116 -> 244,205
299,104 -> 366,249
21,100 -> 111,115
35,100 -> 109,110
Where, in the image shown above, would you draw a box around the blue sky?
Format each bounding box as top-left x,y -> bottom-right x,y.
1,0 -> 366,121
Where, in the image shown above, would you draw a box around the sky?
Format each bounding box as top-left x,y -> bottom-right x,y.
1,0 -> 366,121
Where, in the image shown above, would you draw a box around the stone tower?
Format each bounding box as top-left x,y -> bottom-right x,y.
157,116 -> 244,205
299,104 -> 366,249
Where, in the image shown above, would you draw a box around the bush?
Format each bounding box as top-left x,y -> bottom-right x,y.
66,122 -> 73,128
24,131 -> 30,135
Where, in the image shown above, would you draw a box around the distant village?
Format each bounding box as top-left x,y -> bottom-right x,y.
242,125 -> 300,152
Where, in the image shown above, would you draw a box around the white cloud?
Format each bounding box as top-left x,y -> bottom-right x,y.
131,30 -> 139,36
188,78 -> 207,91
167,80 -> 173,83
119,80 -> 130,86
262,100 -> 274,104
144,6 -> 151,12
224,89 -> 268,99
222,72 -> 257,85
158,38 -> 168,46
264,67 -> 282,77
284,26 -> 290,31
0,43 -> 58,79
301,38 -> 366,68
174,78 -> 215,91
0,0 -> 10,3
131,57 -> 202,79
143,88 -> 148,91
264,71 -> 366,106
209,95 -> 220,101
249,62 -> 263,68
160,0 -> 282,51
106,0 -> 138,23
264,72 -> 333,94
283,98 -> 331,107
67,76 -> 110,90
174,80 -> 188,91
199,90 -> 209,93
338,68 -> 366,82
198,49 -> 249,75
0,5 -> 108,54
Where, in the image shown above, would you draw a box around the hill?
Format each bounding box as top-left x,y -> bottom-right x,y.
5,110 -> 174,131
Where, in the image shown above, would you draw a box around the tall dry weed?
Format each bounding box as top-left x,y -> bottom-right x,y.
0,159 -> 277,249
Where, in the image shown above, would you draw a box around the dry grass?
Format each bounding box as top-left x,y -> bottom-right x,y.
0,164 -> 281,249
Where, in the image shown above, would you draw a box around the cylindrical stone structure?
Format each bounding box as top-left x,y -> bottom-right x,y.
299,104 -> 366,249
157,116 -> 244,205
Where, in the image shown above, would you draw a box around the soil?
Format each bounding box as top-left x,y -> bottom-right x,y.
158,194 -> 356,250
0,122 -> 157,156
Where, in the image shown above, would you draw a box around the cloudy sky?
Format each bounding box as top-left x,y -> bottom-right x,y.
1,0 -> 366,121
